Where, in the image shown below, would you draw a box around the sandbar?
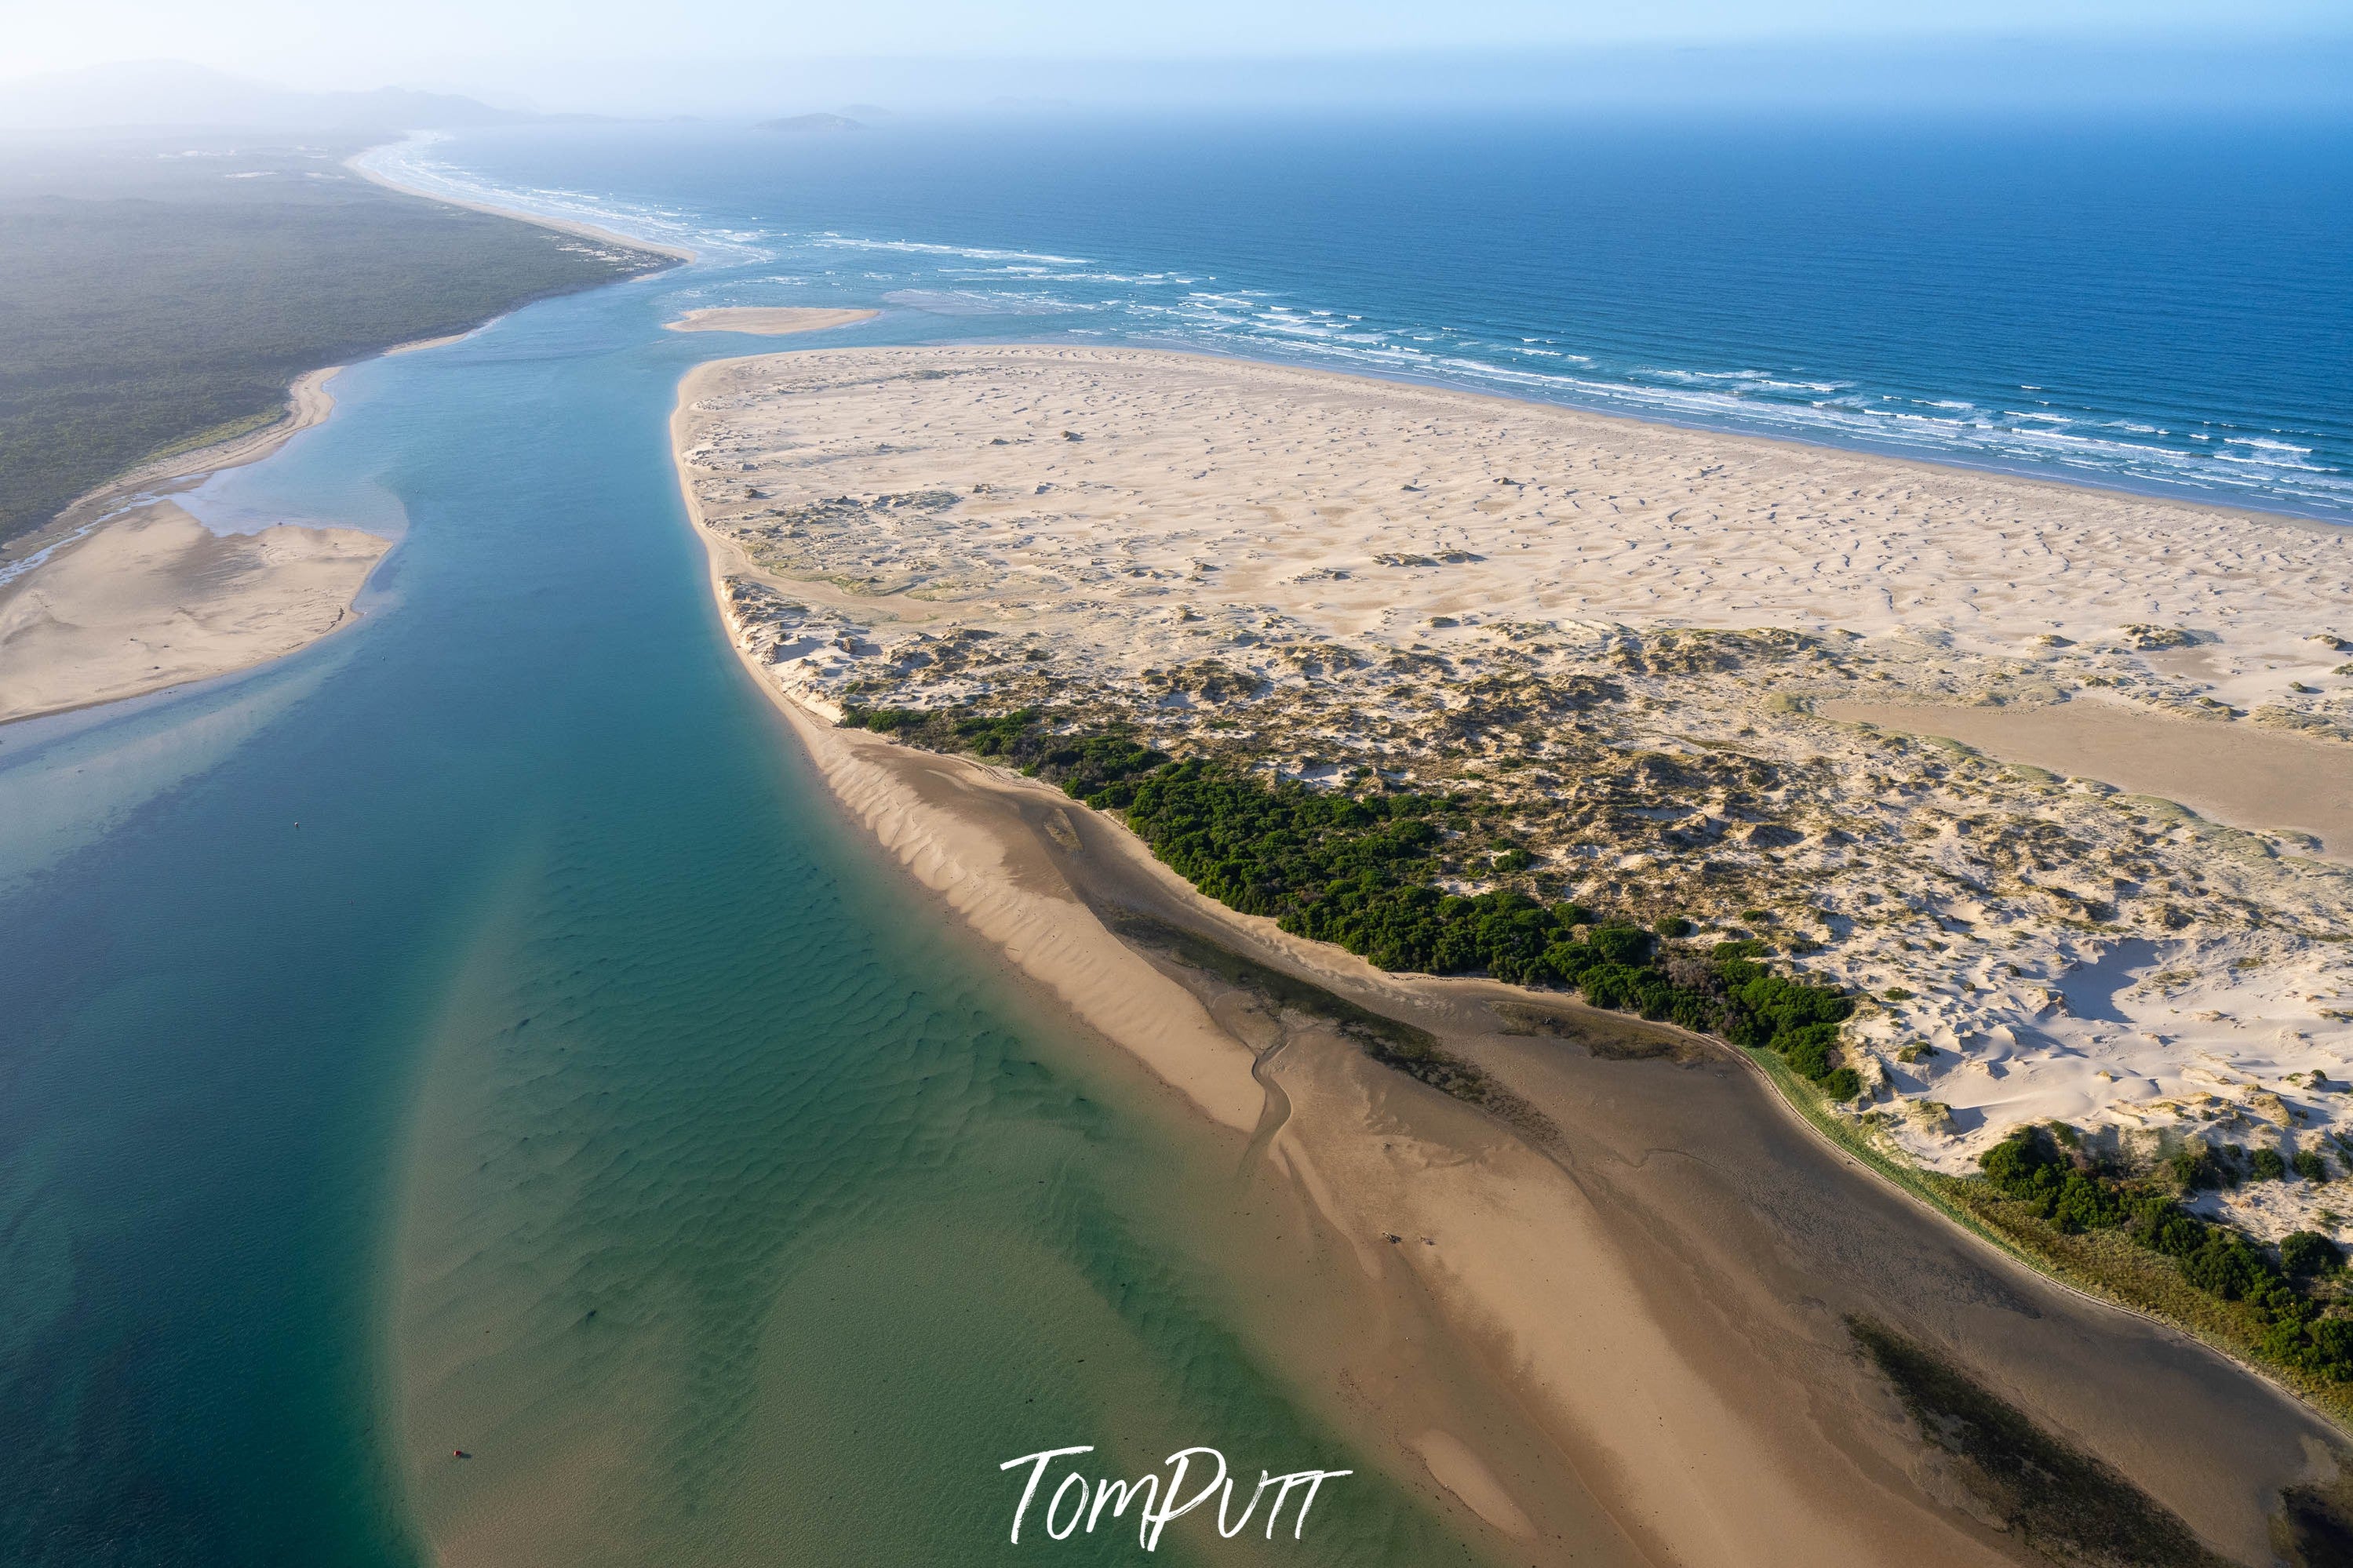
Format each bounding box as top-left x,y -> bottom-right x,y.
0,499 -> 387,726
662,307 -> 880,336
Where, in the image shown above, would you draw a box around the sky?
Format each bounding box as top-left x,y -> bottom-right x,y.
3,0 -> 2349,115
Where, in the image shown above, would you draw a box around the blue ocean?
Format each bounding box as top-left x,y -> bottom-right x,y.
377,113 -> 2353,522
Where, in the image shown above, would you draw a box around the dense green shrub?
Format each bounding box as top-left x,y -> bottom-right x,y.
1975,1130 -> 2353,1381
2253,1148 -> 2289,1181
2282,1231 -> 2344,1278
858,719 -> 1863,1101
2169,1144 -> 2232,1191
1106,757 -> 1858,1079
2296,1150 -> 2332,1184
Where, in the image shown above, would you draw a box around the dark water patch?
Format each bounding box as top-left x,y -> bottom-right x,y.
2275,1478 -> 2353,1568
1490,1000 -> 1710,1065
1849,1315 -> 2232,1567
1102,909 -> 1556,1144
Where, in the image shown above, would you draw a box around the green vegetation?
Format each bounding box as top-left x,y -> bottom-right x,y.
847,702 -> 2353,1421
1972,1126 -> 2353,1390
0,134 -> 671,543
845,706 -> 1858,1089
1849,1317 -> 2234,1567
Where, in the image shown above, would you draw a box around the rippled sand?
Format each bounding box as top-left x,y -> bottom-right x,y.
385,775 -> 1537,1565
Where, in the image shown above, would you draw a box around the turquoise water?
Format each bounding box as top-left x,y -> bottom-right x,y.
0,282 -> 1481,1563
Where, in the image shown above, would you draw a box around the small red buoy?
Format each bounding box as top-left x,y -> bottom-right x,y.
453,1450 -> 471,1460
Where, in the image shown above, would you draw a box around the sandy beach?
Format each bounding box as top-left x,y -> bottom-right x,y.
673,346 -> 2353,1563
0,360 -> 396,727
674,343 -> 2353,1239
348,151 -> 700,265
0,500 -> 387,726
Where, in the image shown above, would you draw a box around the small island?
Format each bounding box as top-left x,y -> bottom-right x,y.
663,307 -> 880,337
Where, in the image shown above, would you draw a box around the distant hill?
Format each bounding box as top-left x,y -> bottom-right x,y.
756,113 -> 861,133
0,60 -> 534,132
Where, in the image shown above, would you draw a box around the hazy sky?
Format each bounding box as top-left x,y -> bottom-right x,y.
6,0 -> 2349,115
11,0 -> 2350,78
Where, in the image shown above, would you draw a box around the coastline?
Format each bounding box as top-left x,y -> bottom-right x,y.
672,351 -> 2353,1562
0,360 -> 389,728
676,341 -> 2353,1202
348,143 -> 699,264
0,358 -> 344,585
0,132 -> 690,732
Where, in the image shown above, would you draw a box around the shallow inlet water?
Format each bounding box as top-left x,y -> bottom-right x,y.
0,282 -> 1492,1563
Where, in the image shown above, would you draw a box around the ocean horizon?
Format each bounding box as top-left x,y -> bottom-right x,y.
366,110 -> 2353,526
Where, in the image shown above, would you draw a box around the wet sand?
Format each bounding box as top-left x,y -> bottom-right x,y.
1823,697 -> 2353,862
0,337 -> 434,726
784,697 -> 2349,1564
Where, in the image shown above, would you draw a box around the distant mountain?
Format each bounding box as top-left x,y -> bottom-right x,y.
0,60 -> 536,132
756,113 -> 861,133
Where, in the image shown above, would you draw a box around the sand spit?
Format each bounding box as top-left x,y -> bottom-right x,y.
675,343 -> 2353,1239
349,151 -> 698,264
676,352 -> 2353,1565
0,354 -> 392,726
663,307 -> 879,336
0,500 -> 386,725
710,653 -> 2013,1567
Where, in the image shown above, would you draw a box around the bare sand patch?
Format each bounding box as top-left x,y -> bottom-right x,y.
1824,696 -> 2353,861
0,499 -> 386,724
663,307 -> 879,337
